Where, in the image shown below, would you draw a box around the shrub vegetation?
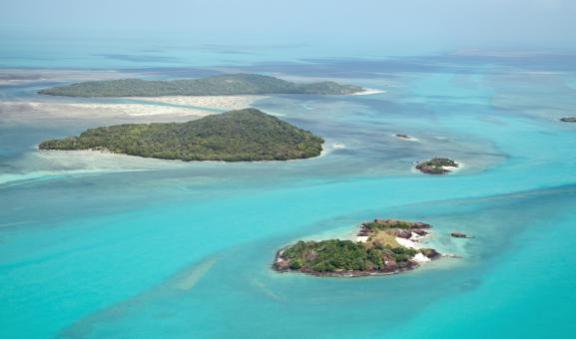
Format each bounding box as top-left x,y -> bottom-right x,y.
39,108 -> 324,161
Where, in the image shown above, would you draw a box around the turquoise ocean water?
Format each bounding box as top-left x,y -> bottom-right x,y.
1,36 -> 576,338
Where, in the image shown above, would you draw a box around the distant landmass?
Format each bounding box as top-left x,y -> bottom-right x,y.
39,108 -> 324,161
560,117 -> 576,123
38,73 -> 365,97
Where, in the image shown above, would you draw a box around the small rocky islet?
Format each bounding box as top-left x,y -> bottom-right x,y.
394,133 -> 420,142
560,117 -> 576,123
274,219 -> 442,277
451,231 -> 472,238
416,157 -> 459,175
395,133 -> 411,140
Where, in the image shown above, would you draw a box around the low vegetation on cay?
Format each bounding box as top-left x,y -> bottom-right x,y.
274,219 -> 441,277
38,73 -> 365,97
39,108 -> 324,161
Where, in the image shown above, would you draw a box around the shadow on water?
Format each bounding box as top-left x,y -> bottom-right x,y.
60,255 -> 221,338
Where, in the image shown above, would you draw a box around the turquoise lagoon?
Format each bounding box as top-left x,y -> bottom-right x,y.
1,46 -> 576,338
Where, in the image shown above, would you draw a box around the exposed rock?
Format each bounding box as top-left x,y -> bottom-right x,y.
394,229 -> 412,239
411,222 -> 432,229
560,117 -> 576,123
274,252 -> 291,271
451,232 -> 469,238
357,226 -> 372,236
420,248 -> 441,259
384,259 -> 399,271
396,133 -> 410,139
413,229 -> 429,236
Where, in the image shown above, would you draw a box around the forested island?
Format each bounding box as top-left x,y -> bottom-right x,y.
39,108 -> 324,161
416,158 -> 459,174
38,73 -> 365,97
560,117 -> 576,123
274,219 -> 441,277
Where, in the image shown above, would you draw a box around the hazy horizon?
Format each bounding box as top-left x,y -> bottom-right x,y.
1,0 -> 575,56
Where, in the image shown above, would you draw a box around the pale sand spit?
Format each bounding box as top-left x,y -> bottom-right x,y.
352,88 -> 386,96
396,237 -> 419,249
0,95 -> 264,122
132,95 -> 266,111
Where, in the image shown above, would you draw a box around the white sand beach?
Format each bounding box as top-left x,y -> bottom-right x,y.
412,253 -> 431,263
440,161 -> 465,174
395,237 -> 418,249
352,88 -> 386,96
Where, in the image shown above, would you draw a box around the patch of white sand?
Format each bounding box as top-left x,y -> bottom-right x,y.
22,101 -> 209,118
412,253 -> 431,263
352,88 -> 386,96
319,142 -> 347,157
445,161 -> 465,173
133,95 -> 266,112
396,237 -> 419,249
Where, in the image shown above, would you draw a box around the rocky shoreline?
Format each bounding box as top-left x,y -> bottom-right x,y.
416,158 -> 459,175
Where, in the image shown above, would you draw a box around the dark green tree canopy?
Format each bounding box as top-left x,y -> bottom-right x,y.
39,108 -> 324,162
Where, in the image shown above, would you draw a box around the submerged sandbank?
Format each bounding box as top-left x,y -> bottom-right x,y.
130,95 -> 266,111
